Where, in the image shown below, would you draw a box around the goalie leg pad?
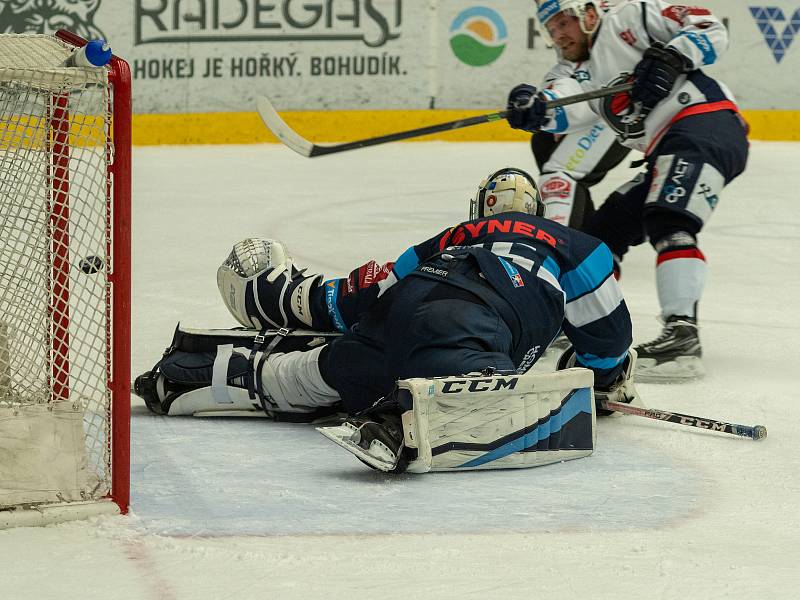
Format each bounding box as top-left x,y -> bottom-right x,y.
133,344 -> 262,416
133,324 -> 342,419
318,368 -> 597,474
401,368 -> 596,473
165,323 -> 339,354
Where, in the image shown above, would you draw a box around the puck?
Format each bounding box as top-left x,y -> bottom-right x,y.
79,255 -> 103,274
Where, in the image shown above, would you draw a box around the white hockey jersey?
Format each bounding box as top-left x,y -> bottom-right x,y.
539,0 -> 738,154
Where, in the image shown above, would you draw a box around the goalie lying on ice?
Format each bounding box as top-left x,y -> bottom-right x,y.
134,167 -> 643,472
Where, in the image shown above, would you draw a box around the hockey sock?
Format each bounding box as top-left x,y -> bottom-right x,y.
654,232 -> 706,319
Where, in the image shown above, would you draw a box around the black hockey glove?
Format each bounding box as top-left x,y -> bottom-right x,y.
592,352 -> 639,416
506,83 -> 549,132
631,44 -> 691,111
557,346 -> 642,416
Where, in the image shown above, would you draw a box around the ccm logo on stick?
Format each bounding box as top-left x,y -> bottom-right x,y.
441,378 -> 518,393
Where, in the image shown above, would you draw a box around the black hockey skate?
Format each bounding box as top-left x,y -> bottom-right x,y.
317,409 -> 409,473
133,367 -> 197,416
634,316 -> 704,382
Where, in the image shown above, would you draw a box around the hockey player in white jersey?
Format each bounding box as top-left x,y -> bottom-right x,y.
531,2 -> 633,229
507,0 -> 749,380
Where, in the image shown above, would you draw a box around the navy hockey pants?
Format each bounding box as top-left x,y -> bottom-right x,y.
582,109 -> 749,255
318,258 -> 520,414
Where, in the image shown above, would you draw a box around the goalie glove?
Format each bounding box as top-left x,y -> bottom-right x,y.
217,238 -> 325,330
557,346 -> 644,416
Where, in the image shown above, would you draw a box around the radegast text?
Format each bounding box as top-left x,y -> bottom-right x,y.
135,0 -> 403,47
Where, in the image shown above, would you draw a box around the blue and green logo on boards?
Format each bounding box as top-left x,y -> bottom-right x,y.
450,7 -> 508,67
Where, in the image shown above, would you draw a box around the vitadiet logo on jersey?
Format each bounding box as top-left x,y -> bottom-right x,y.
749,6 -> 800,63
449,7 -> 508,67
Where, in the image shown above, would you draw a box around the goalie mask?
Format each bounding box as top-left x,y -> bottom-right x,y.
469,168 -> 544,220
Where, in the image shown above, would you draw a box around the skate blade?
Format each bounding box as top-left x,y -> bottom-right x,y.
635,356 -> 705,383
316,423 -> 397,472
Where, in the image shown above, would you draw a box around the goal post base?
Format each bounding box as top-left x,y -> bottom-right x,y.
0,499 -> 120,530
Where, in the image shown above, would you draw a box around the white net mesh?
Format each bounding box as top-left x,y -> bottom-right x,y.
0,34 -> 113,508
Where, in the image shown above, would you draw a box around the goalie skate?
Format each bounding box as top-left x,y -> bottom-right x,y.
317,420 -> 403,472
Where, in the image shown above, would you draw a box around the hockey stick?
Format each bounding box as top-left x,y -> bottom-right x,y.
601,400 -> 768,441
257,82 -> 633,158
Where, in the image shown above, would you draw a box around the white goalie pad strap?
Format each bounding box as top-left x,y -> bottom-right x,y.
167,386 -> 260,417
400,368 -> 596,474
212,344 -> 236,405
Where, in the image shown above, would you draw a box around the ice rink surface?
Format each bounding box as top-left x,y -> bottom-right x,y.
3,141 -> 800,599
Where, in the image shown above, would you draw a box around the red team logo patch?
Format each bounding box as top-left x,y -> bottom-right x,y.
542,177 -> 572,200
600,74 -> 646,140
355,260 -> 393,292
610,90 -> 631,115
662,5 -> 711,25
619,29 -> 637,45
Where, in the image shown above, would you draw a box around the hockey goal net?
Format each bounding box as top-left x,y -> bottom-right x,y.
0,31 -> 131,527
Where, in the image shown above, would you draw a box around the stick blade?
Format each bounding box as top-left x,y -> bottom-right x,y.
256,96 -> 314,158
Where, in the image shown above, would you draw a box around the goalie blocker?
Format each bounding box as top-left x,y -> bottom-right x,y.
318,367 -> 596,473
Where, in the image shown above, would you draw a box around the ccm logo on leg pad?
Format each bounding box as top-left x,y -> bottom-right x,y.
441,378 -> 518,394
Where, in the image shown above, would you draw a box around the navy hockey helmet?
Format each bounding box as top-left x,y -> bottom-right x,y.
470,167 -> 544,220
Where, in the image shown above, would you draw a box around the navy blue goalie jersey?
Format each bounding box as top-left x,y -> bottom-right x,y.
321,212 -> 633,386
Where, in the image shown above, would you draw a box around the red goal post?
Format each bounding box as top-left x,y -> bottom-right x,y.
0,30 -> 131,526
